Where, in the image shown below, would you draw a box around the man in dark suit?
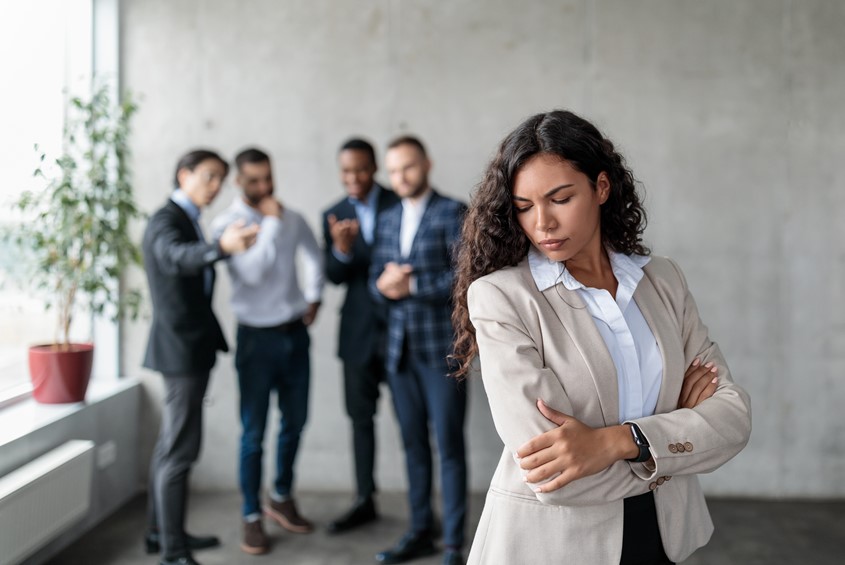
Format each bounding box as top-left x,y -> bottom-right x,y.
322,138 -> 400,534
142,149 -> 258,565
369,136 -> 468,565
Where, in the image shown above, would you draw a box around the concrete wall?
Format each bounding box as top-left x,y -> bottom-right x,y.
122,0 -> 845,498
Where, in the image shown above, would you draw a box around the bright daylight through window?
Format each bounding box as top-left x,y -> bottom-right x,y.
0,0 -> 93,400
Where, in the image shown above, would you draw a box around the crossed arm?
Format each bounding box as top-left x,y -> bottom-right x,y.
468,274 -> 751,506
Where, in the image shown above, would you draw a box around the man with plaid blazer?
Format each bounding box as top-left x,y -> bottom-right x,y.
369,136 -> 468,565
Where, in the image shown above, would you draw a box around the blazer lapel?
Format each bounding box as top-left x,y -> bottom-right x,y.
407,191 -> 438,261
337,199 -> 357,222
633,271 -> 685,414
539,280 -> 620,427
167,200 -> 200,242
375,184 -> 396,214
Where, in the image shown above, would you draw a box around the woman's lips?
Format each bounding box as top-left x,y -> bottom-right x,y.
539,238 -> 566,250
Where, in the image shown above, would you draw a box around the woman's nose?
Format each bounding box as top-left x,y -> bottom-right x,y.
535,206 -> 555,231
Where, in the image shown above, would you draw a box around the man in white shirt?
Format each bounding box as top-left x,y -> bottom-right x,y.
211,148 -> 324,556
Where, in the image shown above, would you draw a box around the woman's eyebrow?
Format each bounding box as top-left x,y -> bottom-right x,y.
544,184 -> 573,197
512,184 -> 574,201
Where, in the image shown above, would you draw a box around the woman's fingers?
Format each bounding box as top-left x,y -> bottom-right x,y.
516,428 -> 556,458
690,376 -> 718,407
537,398 -> 568,426
679,359 -> 717,408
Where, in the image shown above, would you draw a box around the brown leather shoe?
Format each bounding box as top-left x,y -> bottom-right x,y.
264,498 -> 314,534
240,520 -> 269,555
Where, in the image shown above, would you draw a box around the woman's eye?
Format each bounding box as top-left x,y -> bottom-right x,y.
552,197 -> 572,205
514,205 -> 531,213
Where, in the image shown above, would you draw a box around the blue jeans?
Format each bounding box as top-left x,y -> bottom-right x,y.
235,322 -> 310,518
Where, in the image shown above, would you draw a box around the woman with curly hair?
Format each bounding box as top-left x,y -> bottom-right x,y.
452,110 -> 751,565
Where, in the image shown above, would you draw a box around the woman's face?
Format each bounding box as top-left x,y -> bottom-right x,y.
511,153 -> 609,263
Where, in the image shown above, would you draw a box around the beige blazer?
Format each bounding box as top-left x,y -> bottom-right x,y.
466,256 -> 751,565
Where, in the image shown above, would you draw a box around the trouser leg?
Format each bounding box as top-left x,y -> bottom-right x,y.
152,372 -> 209,558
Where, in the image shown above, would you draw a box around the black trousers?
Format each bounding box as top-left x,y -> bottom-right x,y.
342,352 -> 386,499
620,492 -> 674,565
147,372 -> 209,558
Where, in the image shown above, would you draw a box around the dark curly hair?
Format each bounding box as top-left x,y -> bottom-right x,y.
451,109 -> 649,379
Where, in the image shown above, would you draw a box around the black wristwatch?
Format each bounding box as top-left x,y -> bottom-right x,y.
625,423 -> 651,463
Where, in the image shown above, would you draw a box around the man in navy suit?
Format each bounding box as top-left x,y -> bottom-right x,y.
322,139 -> 400,534
143,149 -> 258,565
369,136 -> 468,565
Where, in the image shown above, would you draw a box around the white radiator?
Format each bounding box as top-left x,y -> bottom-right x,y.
0,440 -> 95,565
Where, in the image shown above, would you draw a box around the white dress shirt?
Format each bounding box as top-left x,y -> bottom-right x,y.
399,188 -> 433,259
527,247 -> 663,423
211,198 -> 324,327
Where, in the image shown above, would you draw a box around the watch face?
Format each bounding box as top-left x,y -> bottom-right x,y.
631,424 -> 649,447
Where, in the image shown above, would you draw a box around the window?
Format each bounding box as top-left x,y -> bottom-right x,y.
0,0 -> 95,399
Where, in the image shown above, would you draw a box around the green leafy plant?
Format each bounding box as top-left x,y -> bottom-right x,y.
6,83 -> 143,347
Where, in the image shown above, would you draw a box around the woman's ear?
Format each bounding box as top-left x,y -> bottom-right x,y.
596,172 -> 611,204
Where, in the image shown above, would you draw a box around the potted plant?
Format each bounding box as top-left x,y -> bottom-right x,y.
4,83 -> 143,403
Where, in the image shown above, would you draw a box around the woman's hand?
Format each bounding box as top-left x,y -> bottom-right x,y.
678,357 -> 718,409
516,399 -> 632,493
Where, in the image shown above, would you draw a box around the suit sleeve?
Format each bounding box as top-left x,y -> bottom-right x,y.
214,214 -> 281,287
368,216 -> 391,305
625,259 -> 752,480
298,214 -> 325,303
148,211 -> 223,276
469,279 -> 654,507
412,202 -> 466,303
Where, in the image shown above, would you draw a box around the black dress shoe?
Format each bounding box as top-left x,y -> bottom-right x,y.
442,549 -> 464,565
375,530 -> 437,564
145,531 -> 220,554
159,555 -> 201,565
327,496 -> 378,534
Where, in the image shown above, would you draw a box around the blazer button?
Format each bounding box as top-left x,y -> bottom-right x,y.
676,442 -> 686,453
649,482 -> 657,490
668,444 -> 678,454
664,475 -> 672,481
684,442 -> 694,452
656,477 -> 665,485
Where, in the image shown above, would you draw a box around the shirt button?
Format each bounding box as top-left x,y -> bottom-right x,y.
684,442 -> 694,452
676,443 -> 686,453
668,444 -> 678,454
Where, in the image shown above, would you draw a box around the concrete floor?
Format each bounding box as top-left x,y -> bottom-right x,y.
48,492 -> 845,565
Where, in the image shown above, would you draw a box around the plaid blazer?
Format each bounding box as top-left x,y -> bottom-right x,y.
368,190 -> 466,374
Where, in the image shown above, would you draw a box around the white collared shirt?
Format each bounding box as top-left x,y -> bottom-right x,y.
399,188 -> 433,258
527,247 -> 663,423
211,198 -> 324,327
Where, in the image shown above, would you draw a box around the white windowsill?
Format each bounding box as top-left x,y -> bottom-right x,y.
0,377 -> 139,449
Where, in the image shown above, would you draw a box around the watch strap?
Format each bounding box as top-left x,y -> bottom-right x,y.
625,423 -> 651,463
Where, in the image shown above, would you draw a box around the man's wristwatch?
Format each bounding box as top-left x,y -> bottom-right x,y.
625,423 -> 651,463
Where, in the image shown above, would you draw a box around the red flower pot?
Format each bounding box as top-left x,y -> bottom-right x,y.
28,343 -> 94,404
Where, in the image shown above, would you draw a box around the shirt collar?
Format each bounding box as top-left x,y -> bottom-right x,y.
401,187 -> 433,213
347,183 -> 381,209
232,196 -> 263,219
527,246 -> 651,293
170,189 -> 201,222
